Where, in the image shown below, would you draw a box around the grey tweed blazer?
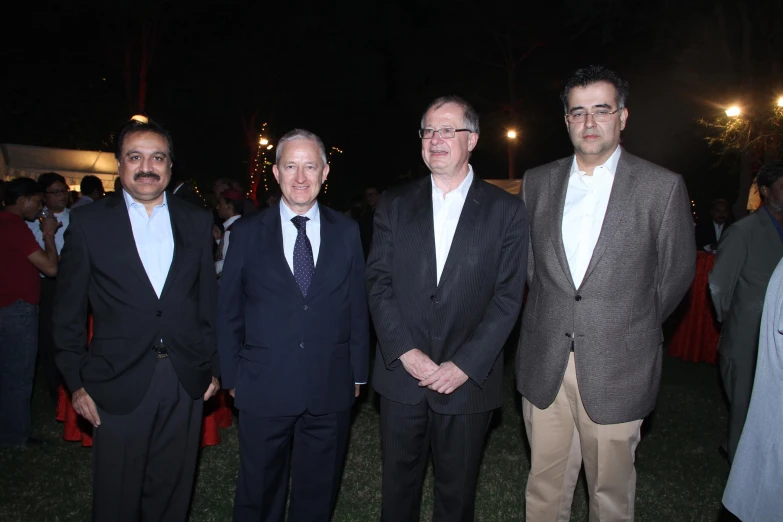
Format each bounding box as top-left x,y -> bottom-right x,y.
516,148 -> 696,424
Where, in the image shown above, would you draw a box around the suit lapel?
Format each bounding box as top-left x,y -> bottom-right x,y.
579,152 -> 638,286
107,194 -> 159,300
308,206 -> 336,297
438,177 -> 482,287
549,160 -> 577,290
758,208 -> 783,256
408,178 -> 437,288
265,206 -> 301,295
159,196 -> 186,300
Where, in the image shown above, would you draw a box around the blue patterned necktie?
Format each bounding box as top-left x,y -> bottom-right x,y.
291,215 -> 314,296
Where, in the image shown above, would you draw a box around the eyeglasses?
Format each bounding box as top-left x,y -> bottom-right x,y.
565,108 -> 622,123
45,189 -> 69,195
419,128 -> 473,139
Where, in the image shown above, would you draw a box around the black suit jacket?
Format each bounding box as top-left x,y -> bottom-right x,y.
695,220 -> 727,250
367,175 -> 528,414
216,204 -> 369,417
53,192 -> 219,415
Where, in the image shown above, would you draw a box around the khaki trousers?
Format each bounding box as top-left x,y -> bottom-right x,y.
522,353 -> 643,522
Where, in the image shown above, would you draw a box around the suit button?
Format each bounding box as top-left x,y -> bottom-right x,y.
574,295 -> 582,301
299,342 -> 304,349
156,310 -> 163,317
303,305 -> 308,311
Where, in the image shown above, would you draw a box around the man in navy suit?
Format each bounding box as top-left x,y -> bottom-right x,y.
217,129 -> 369,522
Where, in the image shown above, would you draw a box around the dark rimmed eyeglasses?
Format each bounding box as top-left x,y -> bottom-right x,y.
418,128 -> 473,139
565,108 -> 622,123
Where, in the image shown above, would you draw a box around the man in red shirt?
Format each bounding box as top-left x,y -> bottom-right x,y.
0,177 -> 59,446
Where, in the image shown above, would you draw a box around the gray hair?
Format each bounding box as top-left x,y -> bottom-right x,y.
275,129 -> 328,166
420,95 -> 480,134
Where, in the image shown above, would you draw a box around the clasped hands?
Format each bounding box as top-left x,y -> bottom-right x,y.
400,348 -> 468,395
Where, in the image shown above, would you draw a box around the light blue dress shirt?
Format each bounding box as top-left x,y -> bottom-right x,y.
123,190 -> 174,298
280,200 -> 321,271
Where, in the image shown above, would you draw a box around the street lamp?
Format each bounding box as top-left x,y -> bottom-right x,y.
777,97 -> 783,107
725,106 -> 741,117
506,130 -> 518,179
130,114 -> 149,123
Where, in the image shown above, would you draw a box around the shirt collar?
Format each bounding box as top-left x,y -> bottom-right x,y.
280,199 -> 320,224
80,195 -> 94,204
123,189 -> 168,210
223,215 -> 241,230
570,146 -> 622,178
431,165 -> 474,199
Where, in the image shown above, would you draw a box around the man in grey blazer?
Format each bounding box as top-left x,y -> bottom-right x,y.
517,66 -> 695,521
709,160 -> 783,464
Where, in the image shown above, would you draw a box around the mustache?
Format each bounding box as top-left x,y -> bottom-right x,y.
134,172 -> 161,181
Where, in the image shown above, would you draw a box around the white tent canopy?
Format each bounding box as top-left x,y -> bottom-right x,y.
0,143 -> 118,192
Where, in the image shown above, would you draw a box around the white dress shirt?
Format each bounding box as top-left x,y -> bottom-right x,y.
28,207 -> 69,254
215,215 -> 241,275
714,221 -> 725,242
562,146 -> 621,289
123,190 -> 174,298
432,166 -> 474,284
280,200 -> 321,271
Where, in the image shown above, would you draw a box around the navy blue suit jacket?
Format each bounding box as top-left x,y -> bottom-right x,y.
216,204 -> 369,417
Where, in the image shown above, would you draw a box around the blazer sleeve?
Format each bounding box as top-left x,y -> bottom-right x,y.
656,175 -> 697,321
52,213 -> 91,393
450,201 -> 529,387
365,194 -> 418,368
216,219 -> 247,389
708,222 -> 747,323
348,221 -> 370,384
198,211 -> 220,378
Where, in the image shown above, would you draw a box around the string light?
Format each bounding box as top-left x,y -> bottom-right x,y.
249,122 -> 273,202
190,179 -> 210,208
325,146 -> 343,194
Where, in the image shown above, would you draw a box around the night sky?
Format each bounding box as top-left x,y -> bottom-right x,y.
2,0 -> 781,217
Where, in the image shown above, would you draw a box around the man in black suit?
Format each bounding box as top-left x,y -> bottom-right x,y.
217,129 -> 369,522
695,198 -> 732,251
53,119 -> 220,522
366,96 -> 528,521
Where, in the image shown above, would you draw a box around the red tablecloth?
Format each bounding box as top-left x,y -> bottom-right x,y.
667,251 -> 720,364
56,316 -> 232,447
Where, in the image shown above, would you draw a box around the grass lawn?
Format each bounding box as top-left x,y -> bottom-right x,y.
0,351 -> 729,521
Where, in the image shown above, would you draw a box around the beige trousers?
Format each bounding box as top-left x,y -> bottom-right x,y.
522,353 -> 643,522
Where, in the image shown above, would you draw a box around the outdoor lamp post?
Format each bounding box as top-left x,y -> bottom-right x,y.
506,130 -> 517,180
